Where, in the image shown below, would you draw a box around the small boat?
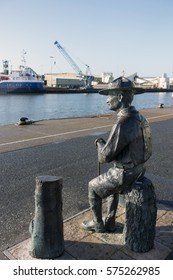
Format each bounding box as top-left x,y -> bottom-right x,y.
0,67 -> 44,94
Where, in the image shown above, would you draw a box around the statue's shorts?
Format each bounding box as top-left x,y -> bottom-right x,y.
88,164 -> 145,199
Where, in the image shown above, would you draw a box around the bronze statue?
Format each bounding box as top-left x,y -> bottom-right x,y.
82,77 -> 152,233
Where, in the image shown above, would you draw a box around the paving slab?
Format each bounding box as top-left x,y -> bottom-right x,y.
3,204 -> 173,260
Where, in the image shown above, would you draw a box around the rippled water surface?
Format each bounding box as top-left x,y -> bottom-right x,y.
0,92 -> 172,125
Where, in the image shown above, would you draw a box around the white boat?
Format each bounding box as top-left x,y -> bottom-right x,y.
0,67 -> 44,93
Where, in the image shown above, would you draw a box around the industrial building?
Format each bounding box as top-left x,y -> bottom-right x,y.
44,72 -> 107,88
134,73 -> 170,89
44,72 -> 85,88
44,71 -> 172,90
102,72 -> 114,83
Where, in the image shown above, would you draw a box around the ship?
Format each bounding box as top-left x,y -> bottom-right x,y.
0,67 -> 44,94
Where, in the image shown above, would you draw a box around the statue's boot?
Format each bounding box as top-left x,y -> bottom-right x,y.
82,196 -> 105,233
104,193 -> 119,232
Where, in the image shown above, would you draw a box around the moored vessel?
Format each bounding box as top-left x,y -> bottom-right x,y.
0,67 -> 44,94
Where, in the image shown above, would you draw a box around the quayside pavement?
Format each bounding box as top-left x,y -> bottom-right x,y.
0,107 -> 173,154
1,107 -> 173,260
0,112 -> 121,153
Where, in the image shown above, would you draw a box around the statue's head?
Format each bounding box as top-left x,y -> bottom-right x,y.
99,77 -> 134,111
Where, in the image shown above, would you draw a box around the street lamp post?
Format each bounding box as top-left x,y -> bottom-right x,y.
50,56 -> 54,87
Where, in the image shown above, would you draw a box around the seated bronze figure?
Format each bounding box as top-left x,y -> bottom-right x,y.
82,77 -> 152,233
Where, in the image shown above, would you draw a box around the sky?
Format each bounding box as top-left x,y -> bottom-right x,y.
1,0 -> 173,78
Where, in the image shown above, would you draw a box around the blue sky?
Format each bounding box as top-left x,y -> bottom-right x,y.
1,0 -> 173,78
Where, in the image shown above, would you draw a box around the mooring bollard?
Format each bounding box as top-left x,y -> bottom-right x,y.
29,175 -> 64,259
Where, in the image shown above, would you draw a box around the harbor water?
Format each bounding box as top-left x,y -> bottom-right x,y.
0,92 -> 172,125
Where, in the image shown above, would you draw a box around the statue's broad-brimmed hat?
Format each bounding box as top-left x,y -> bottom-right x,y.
99,76 -> 145,96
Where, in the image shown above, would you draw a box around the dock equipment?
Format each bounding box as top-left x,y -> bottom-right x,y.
54,40 -> 94,88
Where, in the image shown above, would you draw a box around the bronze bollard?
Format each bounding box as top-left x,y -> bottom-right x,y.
123,177 -> 157,252
29,175 -> 64,259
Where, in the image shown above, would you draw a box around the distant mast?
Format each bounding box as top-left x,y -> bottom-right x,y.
20,50 -> 27,69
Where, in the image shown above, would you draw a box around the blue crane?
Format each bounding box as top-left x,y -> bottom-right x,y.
54,41 -> 94,88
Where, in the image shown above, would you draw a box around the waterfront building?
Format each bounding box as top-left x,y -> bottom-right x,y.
102,72 -> 114,83
44,72 -> 101,88
158,73 -> 170,89
44,72 -> 84,88
135,73 -> 170,89
44,71 -> 171,89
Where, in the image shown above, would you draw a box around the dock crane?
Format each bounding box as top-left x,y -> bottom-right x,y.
54,41 -> 94,88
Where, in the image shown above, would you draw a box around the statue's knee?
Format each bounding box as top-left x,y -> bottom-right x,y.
88,179 -> 97,194
88,182 -> 94,197
88,178 -> 95,188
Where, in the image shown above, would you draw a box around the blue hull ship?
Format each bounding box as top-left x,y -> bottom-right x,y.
0,67 -> 44,94
0,80 -> 44,93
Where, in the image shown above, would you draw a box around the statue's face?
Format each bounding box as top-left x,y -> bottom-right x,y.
106,94 -> 122,111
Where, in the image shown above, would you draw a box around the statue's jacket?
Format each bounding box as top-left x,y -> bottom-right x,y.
97,106 -> 152,169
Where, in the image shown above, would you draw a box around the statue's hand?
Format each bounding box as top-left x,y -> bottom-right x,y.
94,138 -> 104,147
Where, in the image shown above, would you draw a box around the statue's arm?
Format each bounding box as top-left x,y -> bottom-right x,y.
96,122 -> 130,163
